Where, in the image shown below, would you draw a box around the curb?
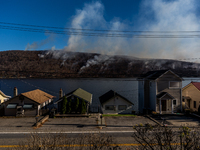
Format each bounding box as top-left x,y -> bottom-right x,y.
34,115 -> 49,128
145,115 -> 163,126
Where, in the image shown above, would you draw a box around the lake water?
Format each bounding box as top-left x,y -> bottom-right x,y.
0,78 -> 199,112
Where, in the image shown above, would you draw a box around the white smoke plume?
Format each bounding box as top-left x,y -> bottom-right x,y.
79,55 -> 110,72
47,0 -> 200,62
135,0 -> 200,60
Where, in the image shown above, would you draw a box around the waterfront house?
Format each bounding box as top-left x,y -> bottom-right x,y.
138,70 -> 182,114
182,82 -> 200,112
3,88 -> 54,116
99,90 -> 134,114
54,88 -> 92,114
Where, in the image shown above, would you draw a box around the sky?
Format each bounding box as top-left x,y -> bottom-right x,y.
1,0 -> 200,60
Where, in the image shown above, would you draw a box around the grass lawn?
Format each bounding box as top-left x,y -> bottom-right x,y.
102,114 -> 136,117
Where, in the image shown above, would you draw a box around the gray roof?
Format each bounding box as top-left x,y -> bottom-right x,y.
99,90 -> 134,105
138,70 -> 182,80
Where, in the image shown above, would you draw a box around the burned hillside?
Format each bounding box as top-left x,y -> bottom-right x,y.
0,50 -> 199,78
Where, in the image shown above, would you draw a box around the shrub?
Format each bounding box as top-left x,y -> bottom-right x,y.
75,98 -> 79,113
67,99 -> 72,113
61,96 -> 67,114
81,100 -> 87,114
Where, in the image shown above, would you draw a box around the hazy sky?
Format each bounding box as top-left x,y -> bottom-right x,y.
1,0 -> 200,60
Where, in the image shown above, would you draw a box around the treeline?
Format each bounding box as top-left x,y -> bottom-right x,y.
0,50 -> 200,78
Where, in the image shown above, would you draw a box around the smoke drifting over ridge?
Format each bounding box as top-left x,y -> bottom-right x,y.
58,0 -> 200,60
26,0 -> 200,60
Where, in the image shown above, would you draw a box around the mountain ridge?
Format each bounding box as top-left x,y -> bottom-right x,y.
0,50 -> 199,78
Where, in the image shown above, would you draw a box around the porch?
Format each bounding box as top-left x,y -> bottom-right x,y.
156,92 -> 176,114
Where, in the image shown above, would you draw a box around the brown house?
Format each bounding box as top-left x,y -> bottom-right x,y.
182,82 -> 200,112
3,89 -> 54,116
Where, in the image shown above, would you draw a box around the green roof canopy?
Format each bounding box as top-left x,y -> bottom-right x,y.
71,88 -> 92,103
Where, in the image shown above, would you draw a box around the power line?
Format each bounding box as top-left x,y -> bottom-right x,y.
2,21 -> 200,33
1,22 -> 200,38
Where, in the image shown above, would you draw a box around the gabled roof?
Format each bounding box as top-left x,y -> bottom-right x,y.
55,88 -> 92,104
138,70 -> 182,81
99,90 -> 134,105
0,90 -> 11,98
183,82 -> 200,92
21,89 -> 54,104
69,88 -> 92,103
157,92 -> 175,99
191,82 -> 200,91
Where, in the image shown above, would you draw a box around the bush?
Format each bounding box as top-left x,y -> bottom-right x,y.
61,96 -> 67,114
10,133 -> 119,150
81,100 -> 87,114
75,98 -> 79,113
67,99 -> 72,113
133,125 -> 200,150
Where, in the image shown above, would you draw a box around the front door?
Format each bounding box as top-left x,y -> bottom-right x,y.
161,100 -> 166,111
187,99 -> 190,108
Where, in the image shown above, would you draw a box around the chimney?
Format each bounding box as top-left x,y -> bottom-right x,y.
14,87 -> 18,97
59,88 -> 63,98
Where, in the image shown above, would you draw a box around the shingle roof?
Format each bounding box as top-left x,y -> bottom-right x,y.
67,88 -> 92,103
21,89 -> 54,104
138,70 -> 182,80
99,90 -> 134,105
139,70 -> 169,80
191,82 -> 200,91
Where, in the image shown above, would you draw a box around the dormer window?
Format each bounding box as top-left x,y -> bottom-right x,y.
169,81 -> 180,88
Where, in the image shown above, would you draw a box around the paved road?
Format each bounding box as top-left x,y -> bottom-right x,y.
0,114 -> 199,149
0,131 -> 137,149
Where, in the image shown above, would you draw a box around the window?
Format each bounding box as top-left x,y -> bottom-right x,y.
23,104 -> 33,109
105,105 -> 114,110
118,105 -> 127,110
7,104 -> 17,109
169,82 -> 180,88
194,101 -> 196,108
173,100 -> 176,105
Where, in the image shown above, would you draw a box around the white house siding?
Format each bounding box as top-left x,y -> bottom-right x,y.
102,96 -> 133,114
138,80 -> 144,113
149,81 -> 157,111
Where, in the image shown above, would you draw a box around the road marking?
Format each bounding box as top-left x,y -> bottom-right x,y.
0,143 -> 182,148
0,130 -> 136,134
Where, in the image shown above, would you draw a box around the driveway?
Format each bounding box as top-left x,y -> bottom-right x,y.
0,117 -> 36,132
150,114 -> 200,127
0,115 -> 158,132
